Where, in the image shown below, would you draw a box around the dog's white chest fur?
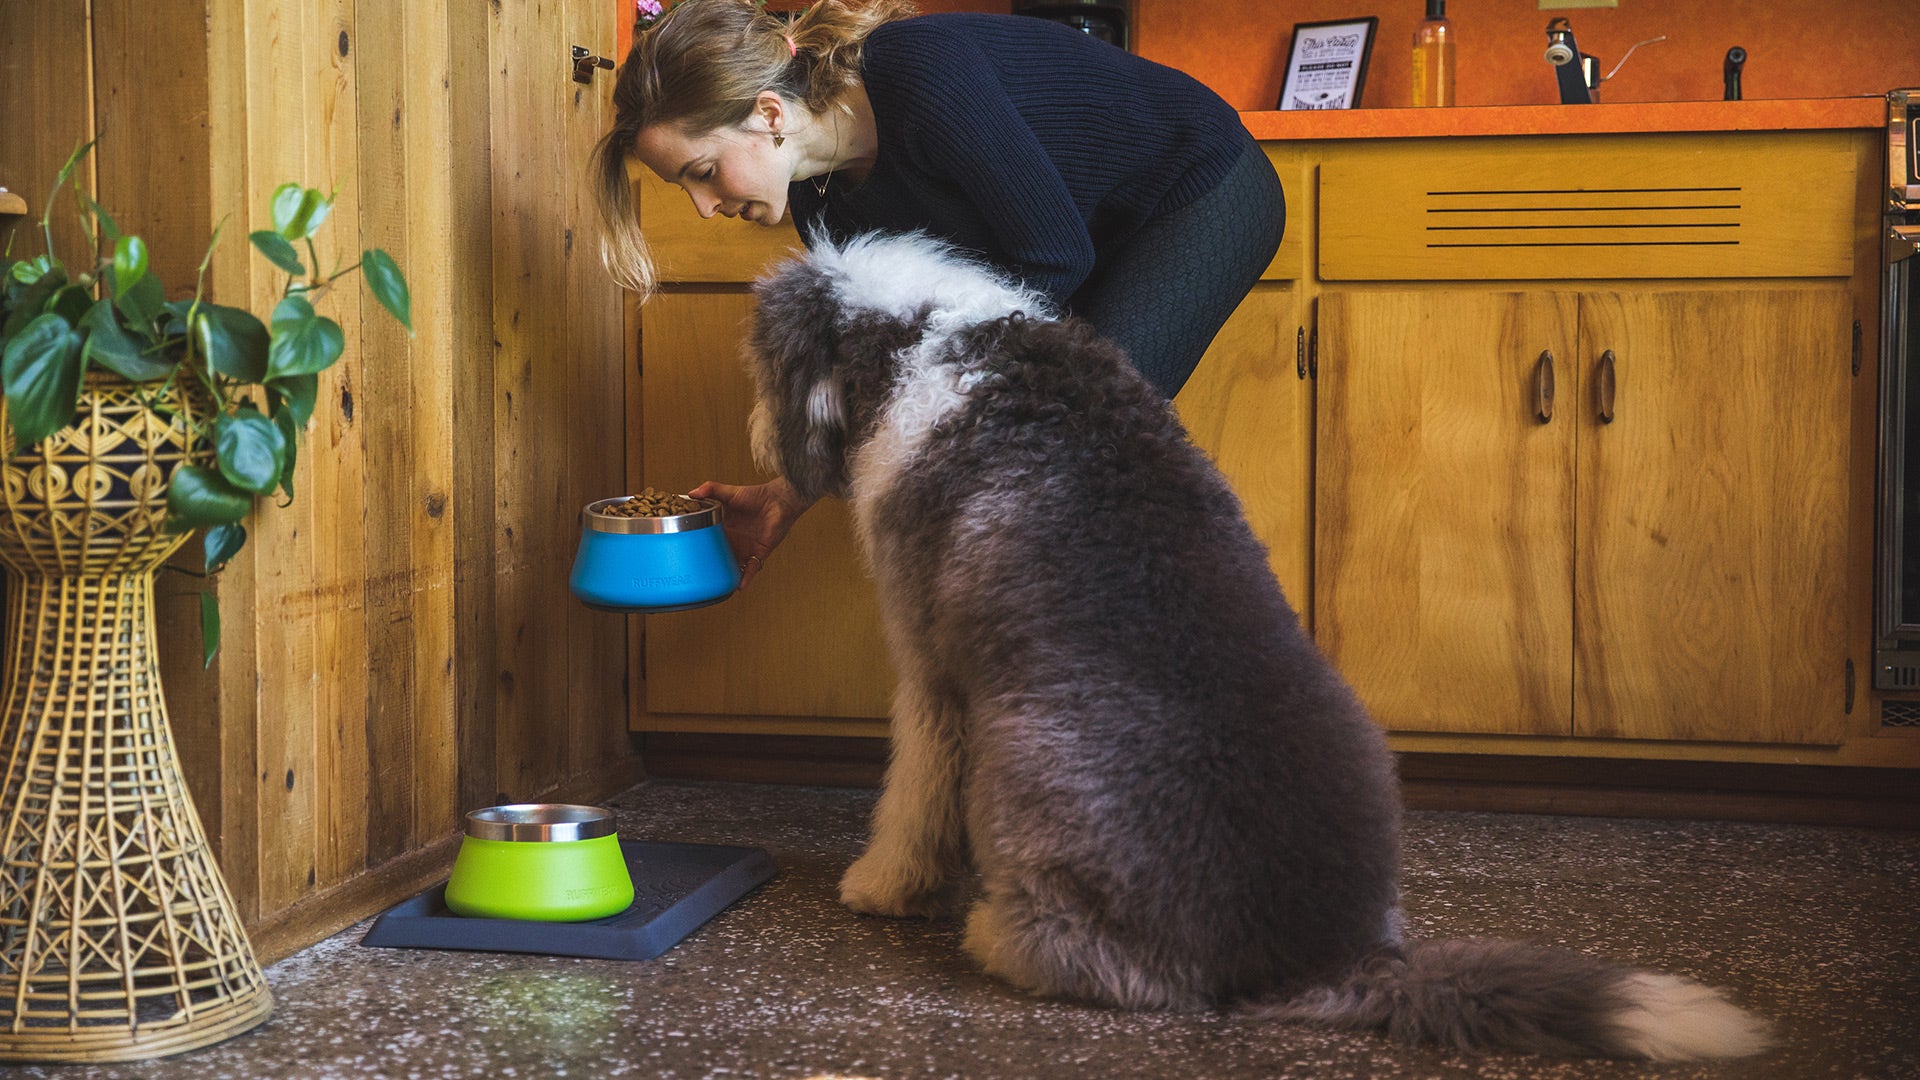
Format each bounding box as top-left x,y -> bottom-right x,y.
847,342 -> 988,545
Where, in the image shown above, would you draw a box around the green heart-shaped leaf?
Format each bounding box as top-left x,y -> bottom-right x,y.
273,186 -> 327,241
81,299 -> 174,381
361,248 -> 412,332
214,409 -> 287,494
249,230 -> 305,275
270,183 -> 306,237
204,521 -> 247,574
194,304 -> 270,381
267,373 -> 319,428
3,267 -> 68,344
165,463 -> 253,530
1,313 -> 83,447
267,296 -> 344,378
274,408 -> 301,502
200,592 -> 222,668
114,267 -> 166,331
112,235 -> 148,295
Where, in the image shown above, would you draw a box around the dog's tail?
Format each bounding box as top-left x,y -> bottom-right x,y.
1256,938 -> 1770,1061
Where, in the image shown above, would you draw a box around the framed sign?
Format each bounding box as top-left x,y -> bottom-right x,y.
1277,17 -> 1378,110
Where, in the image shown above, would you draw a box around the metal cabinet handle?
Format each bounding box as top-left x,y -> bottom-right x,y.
1534,349 -> 1555,424
572,45 -> 615,84
1596,349 -> 1617,423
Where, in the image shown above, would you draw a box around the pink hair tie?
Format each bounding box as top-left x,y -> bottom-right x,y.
785,35 -> 797,57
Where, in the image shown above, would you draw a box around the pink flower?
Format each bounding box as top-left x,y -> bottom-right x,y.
636,0 -> 663,20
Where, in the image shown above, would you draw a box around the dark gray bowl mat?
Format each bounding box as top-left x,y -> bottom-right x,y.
358,840 -> 778,961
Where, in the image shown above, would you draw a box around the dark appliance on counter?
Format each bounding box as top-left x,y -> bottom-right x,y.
1544,18 -> 1597,104
1016,1 -> 1129,51
1873,89 -> 1920,692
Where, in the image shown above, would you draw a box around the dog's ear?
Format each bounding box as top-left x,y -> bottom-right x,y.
748,259 -> 851,501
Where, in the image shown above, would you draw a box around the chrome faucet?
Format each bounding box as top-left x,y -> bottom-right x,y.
1545,17 -> 1666,105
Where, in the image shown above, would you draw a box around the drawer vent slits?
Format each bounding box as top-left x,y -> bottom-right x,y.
1422,186 -> 1745,250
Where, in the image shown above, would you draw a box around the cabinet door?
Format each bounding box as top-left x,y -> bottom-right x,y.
1174,284 -> 1311,609
637,293 -> 893,726
1317,290 -> 1579,734
1575,290 -> 1852,743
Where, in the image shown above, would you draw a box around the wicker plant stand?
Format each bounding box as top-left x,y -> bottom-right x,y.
0,378 -> 272,1062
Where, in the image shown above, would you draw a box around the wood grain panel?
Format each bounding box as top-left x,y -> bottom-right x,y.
632,167 -> 803,283
1319,133 -> 1857,281
308,0 -> 374,898
90,1 -> 211,312
0,0 -> 92,272
398,0 -> 461,850
449,3 -> 503,819
638,293 -> 893,720
1172,284 -> 1309,609
243,0 -> 324,916
201,0 -> 265,926
1574,290 -> 1853,743
490,0 -> 574,798
564,0 -> 632,777
1316,289 -> 1578,735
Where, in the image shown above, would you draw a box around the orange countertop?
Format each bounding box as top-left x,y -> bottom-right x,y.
1240,97 -> 1886,140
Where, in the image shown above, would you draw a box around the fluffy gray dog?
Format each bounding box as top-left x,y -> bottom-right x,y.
743,231 -> 1768,1061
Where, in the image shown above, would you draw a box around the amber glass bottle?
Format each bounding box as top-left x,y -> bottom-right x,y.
1411,0 -> 1455,107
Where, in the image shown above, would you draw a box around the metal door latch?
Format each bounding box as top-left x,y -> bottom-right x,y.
572,45 -> 614,84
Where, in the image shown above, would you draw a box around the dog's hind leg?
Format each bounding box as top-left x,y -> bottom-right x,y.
963,877 -> 1196,1011
840,672 -> 967,918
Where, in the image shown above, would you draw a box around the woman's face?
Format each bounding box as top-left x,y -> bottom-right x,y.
635,119 -> 791,226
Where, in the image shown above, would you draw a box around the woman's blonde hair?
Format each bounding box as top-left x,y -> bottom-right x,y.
592,0 -> 916,299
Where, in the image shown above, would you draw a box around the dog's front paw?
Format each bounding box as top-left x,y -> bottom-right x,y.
839,852 -> 947,919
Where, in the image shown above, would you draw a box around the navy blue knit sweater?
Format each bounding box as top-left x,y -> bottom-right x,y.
789,13 -> 1249,307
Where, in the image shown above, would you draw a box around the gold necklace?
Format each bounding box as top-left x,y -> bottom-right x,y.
811,111 -> 840,198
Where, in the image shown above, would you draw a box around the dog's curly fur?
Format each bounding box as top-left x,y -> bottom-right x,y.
742,232 -> 1771,1060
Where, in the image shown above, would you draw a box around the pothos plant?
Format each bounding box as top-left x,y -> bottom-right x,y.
0,140 -> 411,664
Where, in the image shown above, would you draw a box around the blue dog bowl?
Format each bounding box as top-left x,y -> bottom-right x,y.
569,496 -> 741,613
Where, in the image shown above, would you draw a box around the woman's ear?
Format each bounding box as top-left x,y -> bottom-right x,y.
753,90 -> 789,140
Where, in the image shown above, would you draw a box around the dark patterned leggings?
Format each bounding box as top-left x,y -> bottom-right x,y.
1066,137 -> 1287,399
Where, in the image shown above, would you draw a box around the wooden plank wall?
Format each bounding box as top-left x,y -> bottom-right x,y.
0,0 -> 641,960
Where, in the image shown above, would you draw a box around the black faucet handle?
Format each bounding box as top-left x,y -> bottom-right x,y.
1724,46 -> 1747,101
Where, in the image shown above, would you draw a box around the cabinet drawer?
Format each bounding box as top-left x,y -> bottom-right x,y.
1318,132 -> 1857,280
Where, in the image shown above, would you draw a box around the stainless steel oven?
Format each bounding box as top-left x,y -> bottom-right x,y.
1873,89 -> 1920,689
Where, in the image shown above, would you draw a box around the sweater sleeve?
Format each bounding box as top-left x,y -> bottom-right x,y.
885,34 -> 1096,304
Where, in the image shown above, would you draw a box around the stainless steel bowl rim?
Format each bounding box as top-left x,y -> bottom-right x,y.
582,495 -> 723,534
464,803 -> 617,842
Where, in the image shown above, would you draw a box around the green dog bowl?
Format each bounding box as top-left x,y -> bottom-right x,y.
444,804 -> 636,922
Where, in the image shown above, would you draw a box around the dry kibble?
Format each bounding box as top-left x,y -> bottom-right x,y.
601,487 -> 702,518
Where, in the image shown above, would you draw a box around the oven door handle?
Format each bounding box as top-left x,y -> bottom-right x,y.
1892,223 -> 1920,265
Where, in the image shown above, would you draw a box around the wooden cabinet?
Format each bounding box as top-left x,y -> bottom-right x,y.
637,292 -> 893,728
1573,291 -> 1852,743
1316,290 -> 1578,736
1316,287 -> 1853,744
1171,283 -> 1311,606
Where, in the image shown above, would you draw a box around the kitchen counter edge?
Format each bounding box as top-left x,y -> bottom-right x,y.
1240,96 -> 1885,140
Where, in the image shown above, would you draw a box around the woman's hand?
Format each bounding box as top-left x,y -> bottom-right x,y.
688,476 -> 815,588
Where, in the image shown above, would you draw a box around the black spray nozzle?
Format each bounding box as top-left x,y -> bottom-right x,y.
1724,46 -> 1747,101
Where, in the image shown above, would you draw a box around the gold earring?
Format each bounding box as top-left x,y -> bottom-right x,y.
772,133 -> 784,147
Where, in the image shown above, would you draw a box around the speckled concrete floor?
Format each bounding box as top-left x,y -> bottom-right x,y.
19,780 -> 1920,1080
